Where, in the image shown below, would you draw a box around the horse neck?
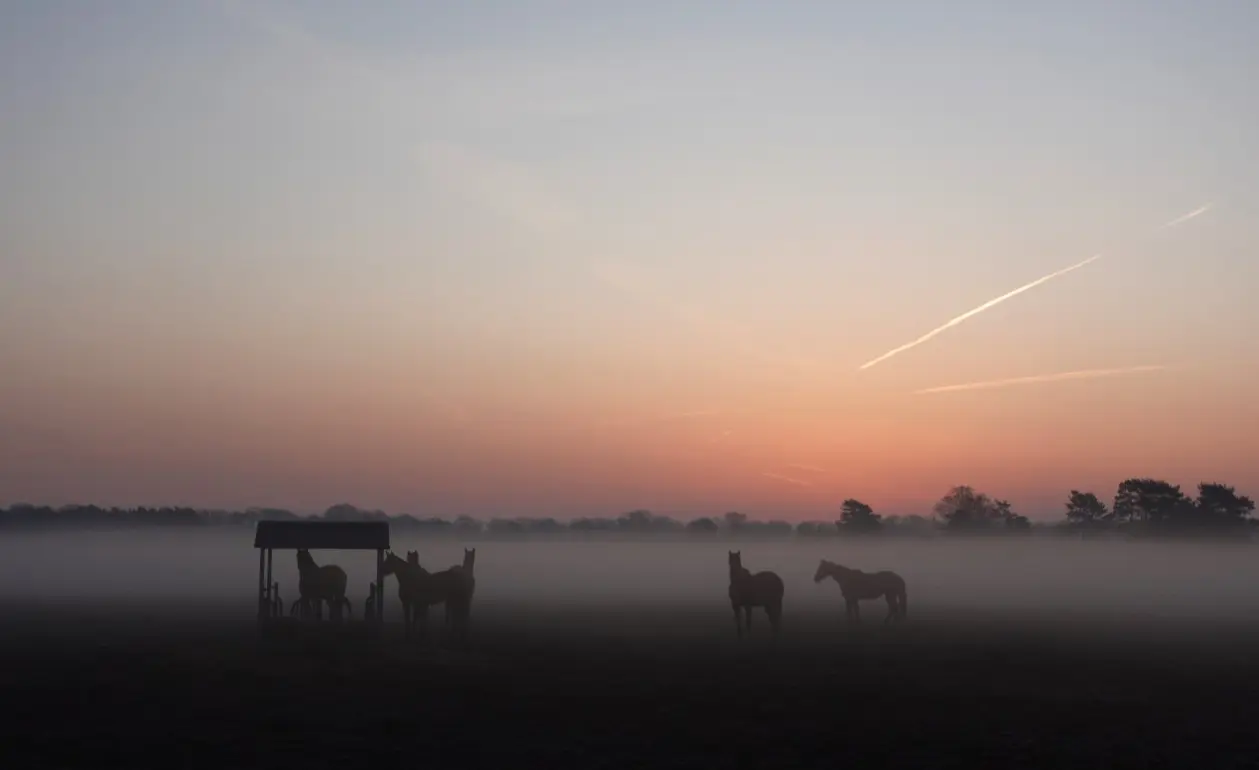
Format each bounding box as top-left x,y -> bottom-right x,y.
393,560 -> 428,587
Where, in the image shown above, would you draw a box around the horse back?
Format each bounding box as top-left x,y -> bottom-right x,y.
731,570 -> 784,605
875,570 -> 906,591
754,570 -> 785,599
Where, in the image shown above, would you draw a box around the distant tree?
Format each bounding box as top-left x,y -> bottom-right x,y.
249,507 -> 299,521
891,514 -> 937,537
752,520 -> 793,536
723,511 -> 747,532
932,486 -> 1002,532
686,517 -> 719,533
487,518 -> 524,534
323,503 -> 363,521
617,510 -> 655,531
995,499 -> 1031,531
794,521 -> 833,536
1112,478 -> 1190,529
569,517 -> 617,531
838,498 -> 882,534
1194,482 -> 1255,529
453,515 -> 483,533
523,517 -> 564,534
1064,491 -> 1109,529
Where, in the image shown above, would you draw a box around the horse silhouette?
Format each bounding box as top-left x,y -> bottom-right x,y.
441,548 -> 476,643
813,559 -> 907,624
294,549 -> 351,622
727,551 -> 784,638
382,551 -> 452,640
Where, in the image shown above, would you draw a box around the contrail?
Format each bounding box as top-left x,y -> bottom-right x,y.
786,463 -> 828,474
1156,202 -> 1212,230
762,471 -> 813,487
858,254 -> 1102,370
913,365 -> 1167,395
858,202 -> 1214,371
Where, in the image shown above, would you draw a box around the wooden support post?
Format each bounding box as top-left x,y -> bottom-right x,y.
257,547 -> 266,625
376,548 -> 385,633
265,548 -> 273,620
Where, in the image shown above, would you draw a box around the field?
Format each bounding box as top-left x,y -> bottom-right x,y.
3,533 -> 1259,767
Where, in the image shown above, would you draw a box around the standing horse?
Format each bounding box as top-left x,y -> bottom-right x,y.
441,548 -> 476,643
813,559 -> 907,624
727,551 -> 784,638
444,548 -> 476,624
383,551 -> 449,640
294,549 -> 351,622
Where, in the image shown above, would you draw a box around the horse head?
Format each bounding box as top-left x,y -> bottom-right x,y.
296,549 -> 315,570
463,548 -> 476,570
813,559 -> 833,583
406,550 -> 419,565
382,551 -> 405,575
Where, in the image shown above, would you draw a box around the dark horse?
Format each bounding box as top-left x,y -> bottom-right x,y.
292,549 -> 351,622
383,551 -> 439,640
383,550 -> 469,642
813,559 -> 907,624
441,548 -> 476,643
727,551 -> 784,638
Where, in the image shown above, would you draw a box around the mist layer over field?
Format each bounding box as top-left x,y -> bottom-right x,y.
3,531 -> 1258,623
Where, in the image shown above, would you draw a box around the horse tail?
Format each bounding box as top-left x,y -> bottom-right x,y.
341,596 -> 352,618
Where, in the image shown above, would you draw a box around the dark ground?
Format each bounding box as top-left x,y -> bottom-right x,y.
2,598 -> 1258,768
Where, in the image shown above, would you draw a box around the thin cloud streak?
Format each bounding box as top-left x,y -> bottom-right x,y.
1156,202 -> 1213,230
786,463 -> 828,474
913,365 -> 1168,395
858,202 -> 1215,371
858,253 -> 1102,371
762,471 -> 813,487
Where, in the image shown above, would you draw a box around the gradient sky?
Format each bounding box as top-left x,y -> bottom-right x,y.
2,0 -> 1257,520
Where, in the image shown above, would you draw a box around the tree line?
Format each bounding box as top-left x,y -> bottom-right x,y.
0,478 -> 1252,539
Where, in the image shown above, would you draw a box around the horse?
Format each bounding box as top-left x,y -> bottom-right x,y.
382,551 -> 449,640
813,559 -> 907,624
440,548 -> 476,643
727,551 -> 784,638
294,549 -> 351,622
444,548 -> 476,624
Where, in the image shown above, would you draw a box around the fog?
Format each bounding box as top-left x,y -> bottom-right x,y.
4,531 -> 1259,621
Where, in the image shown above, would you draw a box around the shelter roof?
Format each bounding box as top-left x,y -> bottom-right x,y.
253,520 -> 390,550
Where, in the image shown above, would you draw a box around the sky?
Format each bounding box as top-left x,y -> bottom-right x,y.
2,0 -> 1257,520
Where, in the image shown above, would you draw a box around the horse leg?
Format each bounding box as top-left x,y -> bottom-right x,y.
884,594 -> 897,624
731,601 -> 743,639
845,598 -> 858,624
